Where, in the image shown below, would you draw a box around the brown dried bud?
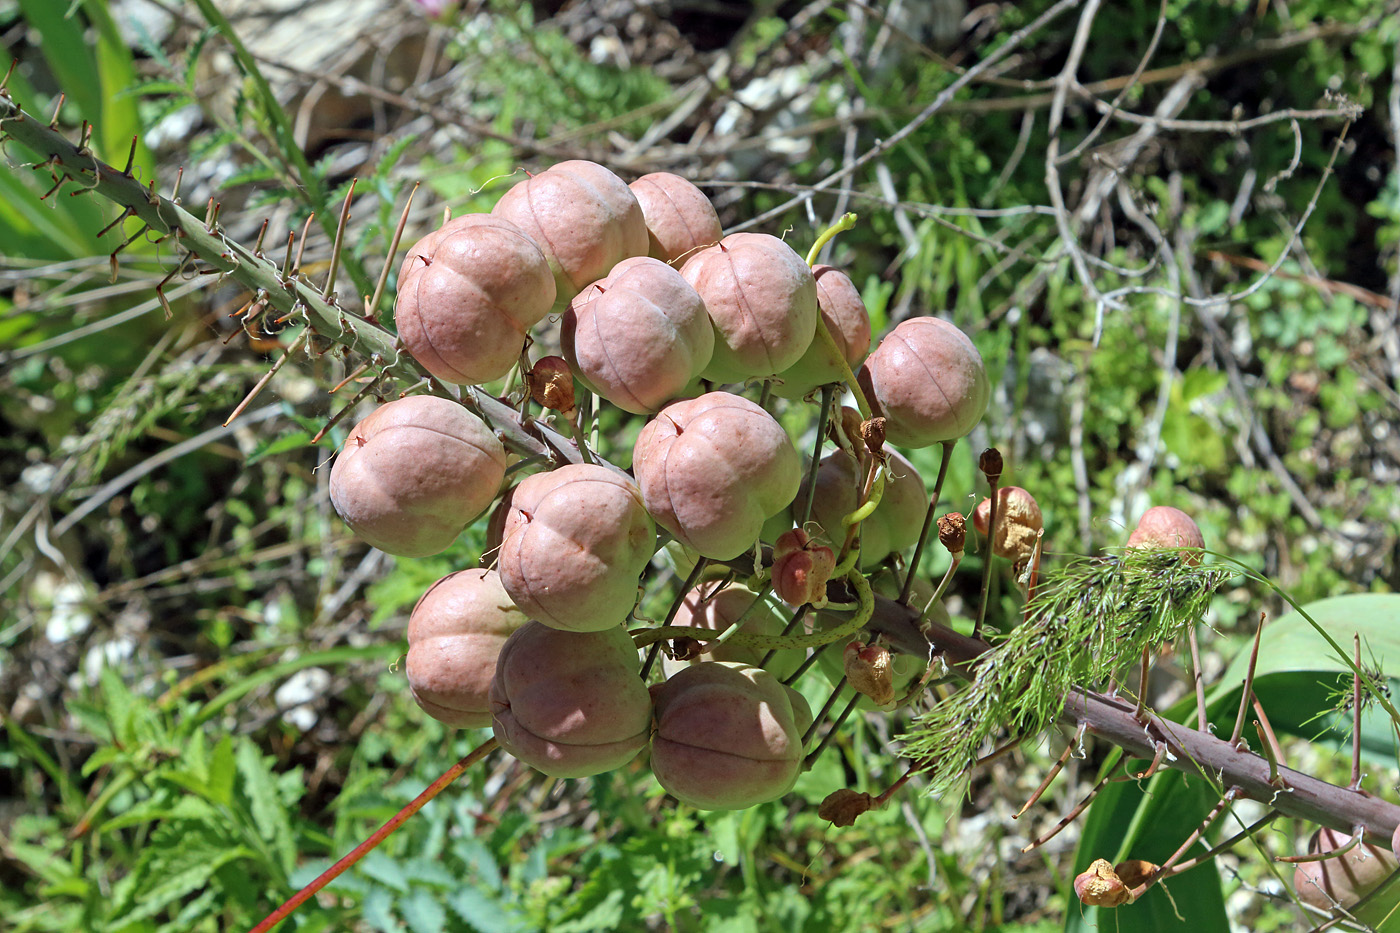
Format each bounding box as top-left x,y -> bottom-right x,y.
859,417 -> 886,456
978,447 -> 1003,482
936,512 -> 966,556
1113,859 -> 1158,891
772,528 -> 836,608
818,788 -> 876,827
529,356 -> 576,415
667,636 -> 704,663
1073,859 -> 1133,908
843,641 -> 895,706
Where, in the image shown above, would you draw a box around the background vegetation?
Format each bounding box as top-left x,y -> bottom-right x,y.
2,0 -> 1398,930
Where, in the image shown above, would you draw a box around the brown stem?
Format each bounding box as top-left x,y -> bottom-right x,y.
862,595 -> 1400,845
899,440 -> 955,604
1015,722 -> 1085,820
1229,611 -> 1267,748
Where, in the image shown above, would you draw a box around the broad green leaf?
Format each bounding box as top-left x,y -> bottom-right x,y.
235,739 -> 295,874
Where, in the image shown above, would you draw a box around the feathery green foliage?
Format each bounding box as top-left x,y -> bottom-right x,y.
900,549 -> 1235,792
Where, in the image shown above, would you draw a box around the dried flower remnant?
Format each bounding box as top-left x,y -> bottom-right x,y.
1074,859 -> 1133,907
772,527 -> 836,607
528,356 -> 576,415
843,641 -> 896,706
937,512 -> 966,556
818,788 -> 876,827
1113,859 -> 1159,891
972,486 -> 1043,562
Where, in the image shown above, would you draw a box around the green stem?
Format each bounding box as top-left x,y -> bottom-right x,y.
805,212 -> 857,266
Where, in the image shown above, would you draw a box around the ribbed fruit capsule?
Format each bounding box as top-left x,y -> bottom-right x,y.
680,233 -> 818,383
491,160 -> 648,309
394,214 -> 556,385
773,264 -> 871,400
649,662 -> 812,810
496,463 -> 655,633
406,569 -> 527,728
632,392 -> 800,560
328,395 -> 506,557
628,172 -> 723,265
858,316 -> 989,448
660,585 -> 800,680
490,621 -> 652,778
561,256 -> 714,414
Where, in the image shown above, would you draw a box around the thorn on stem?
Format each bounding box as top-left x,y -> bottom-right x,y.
48,92 -> 65,127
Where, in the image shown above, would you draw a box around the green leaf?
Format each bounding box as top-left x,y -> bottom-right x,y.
400,887 -> 447,933
235,739 -> 295,874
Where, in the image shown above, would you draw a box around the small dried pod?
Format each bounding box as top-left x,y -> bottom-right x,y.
628,172 -> 723,265
561,256 -> 714,414
842,641 -> 896,706
818,788 -> 877,827
772,264 -> 872,400
329,395 -> 507,557
1073,859 -> 1133,908
395,214 -> 556,385
633,392 -> 801,559
1126,505 -> 1205,566
649,661 -> 813,810
528,355 -> 577,415
497,463 -> 656,632
406,569 -> 528,728
972,486 -> 1044,562
791,448 -> 926,569
491,160 -> 649,309
660,584 -> 799,680
1293,828 -> 1399,911
772,527 -> 836,608
1113,859 -> 1159,891
680,233 -> 818,383
816,578 -> 947,707
858,316 -> 989,448
490,621 -> 652,778
937,512 -> 967,557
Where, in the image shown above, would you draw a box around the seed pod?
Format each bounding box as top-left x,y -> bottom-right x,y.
628,172 -> 723,265
406,569 -> 528,728
633,392 -> 800,559
681,233 -> 818,383
791,448 -> 926,569
492,160 -> 649,309
395,214 -> 556,385
329,395 -> 506,557
528,356 -> 576,415
1074,859 -> 1132,907
660,584 -> 799,680
858,316 -> 989,448
1126,505 -> 1205,565
497,463 -> 655,632
561,256 -> 714,414
818,788 -> 877,827
772,264 -> 872,400
937,512 -> 967,557
649,661 -> 812,810
1293,828 -> 1399,911
843,641 -> 895,706
490,621 -> 652,778
972,486 -> 1043,562
772,527 -> 836,608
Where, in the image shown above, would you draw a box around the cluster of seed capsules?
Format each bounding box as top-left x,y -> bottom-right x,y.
326,160 -> 993,810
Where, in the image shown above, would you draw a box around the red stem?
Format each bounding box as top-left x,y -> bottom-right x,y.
247,738 -> 498,933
